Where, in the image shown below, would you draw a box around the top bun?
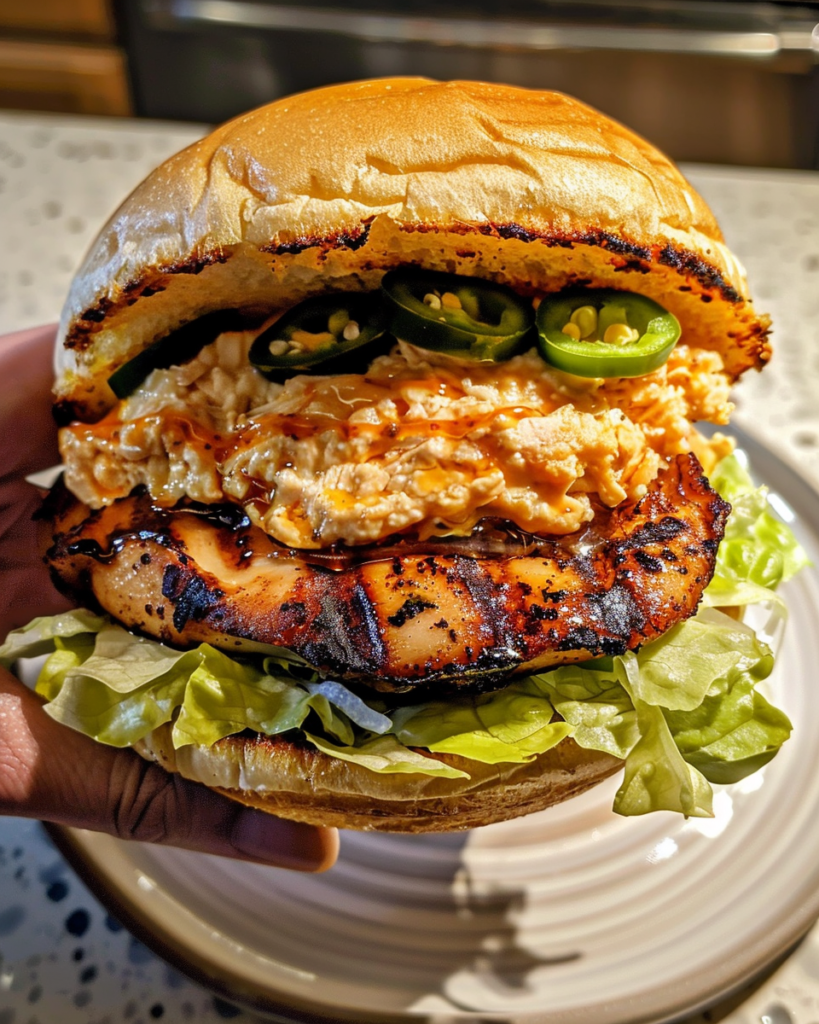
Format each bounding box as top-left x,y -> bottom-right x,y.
55,78 -> 769,420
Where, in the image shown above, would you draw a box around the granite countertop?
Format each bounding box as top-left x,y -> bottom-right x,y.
1,109 -> 819,1024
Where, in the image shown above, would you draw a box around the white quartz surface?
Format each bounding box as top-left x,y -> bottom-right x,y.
1,109 -> 819,1024
0,111 -> 206,336
683,163 -> 819,497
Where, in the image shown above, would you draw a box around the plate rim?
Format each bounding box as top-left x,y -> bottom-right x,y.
45,821 -> 402,1024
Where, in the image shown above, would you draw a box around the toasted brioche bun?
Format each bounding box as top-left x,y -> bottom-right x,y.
55,77 -> 769,421
135,726 -> 621,832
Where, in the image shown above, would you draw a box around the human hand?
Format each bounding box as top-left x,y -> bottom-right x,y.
0,326 -> 338,871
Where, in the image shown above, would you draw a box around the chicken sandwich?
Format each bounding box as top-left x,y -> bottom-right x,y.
1,79 -> 805,831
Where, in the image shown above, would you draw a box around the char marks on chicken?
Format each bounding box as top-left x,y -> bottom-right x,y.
46,453 -> 729,694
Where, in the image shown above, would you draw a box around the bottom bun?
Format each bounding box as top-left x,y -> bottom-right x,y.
134,727 -> 623,833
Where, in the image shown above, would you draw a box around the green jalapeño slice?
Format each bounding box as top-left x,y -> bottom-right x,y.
249,292 -> 388,376
108,309 -> 245,399
536,289 -> 681,378
381,268 -> 534,361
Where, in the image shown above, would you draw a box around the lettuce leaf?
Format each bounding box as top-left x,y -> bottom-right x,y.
614,697 -> 714,818
173,650 -> 308,749
0,608 -> 106,667
38,635 -> 188,746
707,452 -> 811,595
664,645 -> 790,786
391,683 -> 572,764
303,733 -> 469,779
535,666 -> 639,759
616,609 -> 772,712
0,601 -> 794,806
532,608 -> 782,815
72,624 -> 196,693
36,634 -> 96,702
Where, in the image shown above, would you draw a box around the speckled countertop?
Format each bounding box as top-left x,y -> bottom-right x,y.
1,109 -> 819,1024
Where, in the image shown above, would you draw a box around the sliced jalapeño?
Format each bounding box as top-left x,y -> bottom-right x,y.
249,292 -> 388,377
107,309 -> 245,399
381,268 -> 534,361
536,289 -> 681,379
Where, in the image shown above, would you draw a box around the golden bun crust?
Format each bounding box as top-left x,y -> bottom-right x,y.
55,78 -> 769,419
135,726 -> 622,832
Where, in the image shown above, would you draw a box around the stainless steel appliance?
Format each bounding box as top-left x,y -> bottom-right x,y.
117,0 -> 819,167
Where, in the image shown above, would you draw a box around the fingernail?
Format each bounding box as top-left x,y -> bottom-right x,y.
230,809 -> 339,872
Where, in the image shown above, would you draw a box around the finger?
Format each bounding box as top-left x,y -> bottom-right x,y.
101,752 -> 339,871
0,324 -> 60,477
0,668 -> 338,872
0,324 -> 72,636
0,479 -> 73,636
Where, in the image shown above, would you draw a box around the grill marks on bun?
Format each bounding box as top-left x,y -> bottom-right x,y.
54,79 -> 768,422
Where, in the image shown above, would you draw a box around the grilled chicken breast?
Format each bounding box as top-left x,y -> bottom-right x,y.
46,452 -> 729,694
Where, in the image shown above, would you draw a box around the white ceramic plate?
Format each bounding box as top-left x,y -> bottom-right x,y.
50,430 -> 819,1024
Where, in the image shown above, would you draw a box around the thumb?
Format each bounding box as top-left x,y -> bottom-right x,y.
0,667 -> 338,871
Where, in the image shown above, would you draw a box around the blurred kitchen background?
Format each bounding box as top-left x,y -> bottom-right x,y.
1,0 -> 819,168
